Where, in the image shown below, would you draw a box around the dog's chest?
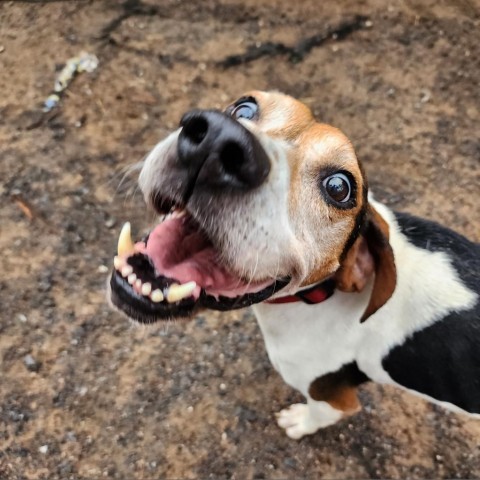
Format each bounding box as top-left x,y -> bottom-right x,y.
253,291 -> 370,396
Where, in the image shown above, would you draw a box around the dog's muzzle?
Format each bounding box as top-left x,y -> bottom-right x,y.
109,109 -> 289,324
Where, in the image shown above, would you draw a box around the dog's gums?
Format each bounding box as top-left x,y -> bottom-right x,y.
110,210 -> 289,323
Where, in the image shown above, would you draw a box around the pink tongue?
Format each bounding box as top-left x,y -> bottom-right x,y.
136,217 -> 270,298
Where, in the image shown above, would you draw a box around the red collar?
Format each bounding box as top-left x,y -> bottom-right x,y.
266,279 -> 336,305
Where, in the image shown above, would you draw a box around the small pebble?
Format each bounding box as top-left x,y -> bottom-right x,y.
105,217 -> 116,229
0,45 -> 4,53
97,265 -> 109,273
420,88 -> 431,103
284,458 -> 297,469
24,354 -> 41,373
39,445 -> 49,454
78,386 -> 88,396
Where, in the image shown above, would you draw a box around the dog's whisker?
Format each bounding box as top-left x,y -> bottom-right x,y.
242,251 -> 260,293
111,161 -> 144,194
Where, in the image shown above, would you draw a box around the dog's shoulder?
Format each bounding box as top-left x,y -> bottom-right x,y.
393,210 -> 480,291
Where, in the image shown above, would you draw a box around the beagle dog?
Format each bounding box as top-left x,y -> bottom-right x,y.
109,91 -> 480,439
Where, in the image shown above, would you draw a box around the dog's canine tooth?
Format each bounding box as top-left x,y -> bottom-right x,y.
141,282 -> 152,296
166,281 -> 196,303
121,265 -> 133,277
127,273 -> 137,285
150,289 -> 164,303
118,222 -> 135,256
113,255 -> 124,270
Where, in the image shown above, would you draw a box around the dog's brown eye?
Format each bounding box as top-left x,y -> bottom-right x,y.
231,100 -> 258,121
323,173 -> 351,203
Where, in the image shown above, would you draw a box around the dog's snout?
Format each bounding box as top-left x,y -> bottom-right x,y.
178,110 -> 270,190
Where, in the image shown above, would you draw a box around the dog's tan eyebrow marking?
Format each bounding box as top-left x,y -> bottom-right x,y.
243,90 -> 315,139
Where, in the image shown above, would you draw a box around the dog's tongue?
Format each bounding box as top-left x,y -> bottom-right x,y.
137,217 -> 270,298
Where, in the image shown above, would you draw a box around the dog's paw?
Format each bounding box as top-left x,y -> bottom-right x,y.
276,402 -> 344,439
276,403 -> 316,440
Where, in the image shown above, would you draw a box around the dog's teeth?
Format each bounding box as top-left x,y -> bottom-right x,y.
121,265 -> 133,277
135,278 -> 142,289
113,255 -> 124,270
127,273 -> 137,285
166,281 -> 196,303
150,289 -> 164,303
141,282 -> 152,296
117,222 -> 135,256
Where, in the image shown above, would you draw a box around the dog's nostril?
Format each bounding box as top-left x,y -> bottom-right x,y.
219,141 -> 245,176
183,117 -> 208,145
177,109 -> 270,190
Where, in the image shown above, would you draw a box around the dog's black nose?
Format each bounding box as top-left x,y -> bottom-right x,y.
177,110 -> 270,190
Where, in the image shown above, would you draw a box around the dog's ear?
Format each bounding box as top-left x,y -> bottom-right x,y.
335,205 -> 396,322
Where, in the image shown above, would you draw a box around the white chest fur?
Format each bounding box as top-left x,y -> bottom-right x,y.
253,288 -> 371,396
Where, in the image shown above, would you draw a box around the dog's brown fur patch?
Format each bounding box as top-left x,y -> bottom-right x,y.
308,362 -> 369,413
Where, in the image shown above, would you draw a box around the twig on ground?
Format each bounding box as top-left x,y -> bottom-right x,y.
217,15 -> 369,68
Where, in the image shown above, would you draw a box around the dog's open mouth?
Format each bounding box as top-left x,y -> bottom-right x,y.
109,203 -> 288,323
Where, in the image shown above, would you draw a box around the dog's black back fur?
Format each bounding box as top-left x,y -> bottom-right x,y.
382,212 -> 480,413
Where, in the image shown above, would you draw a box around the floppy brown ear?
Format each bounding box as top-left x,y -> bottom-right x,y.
335,205 -> 396,322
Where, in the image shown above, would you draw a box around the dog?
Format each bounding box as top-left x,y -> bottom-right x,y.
109,91 -> 480,439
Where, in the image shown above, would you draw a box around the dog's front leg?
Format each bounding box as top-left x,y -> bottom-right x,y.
276,374 -> 363,439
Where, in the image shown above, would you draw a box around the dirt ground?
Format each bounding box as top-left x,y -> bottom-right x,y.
0,0 -> 479,479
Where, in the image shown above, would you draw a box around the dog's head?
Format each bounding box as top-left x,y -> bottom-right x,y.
109,91 -> 396,323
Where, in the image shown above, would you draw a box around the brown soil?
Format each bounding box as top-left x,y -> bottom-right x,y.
1,1 -> 479,479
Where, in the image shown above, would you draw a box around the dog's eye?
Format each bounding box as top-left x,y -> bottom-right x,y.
322,173 -> 352,203
230,100 -> 258,121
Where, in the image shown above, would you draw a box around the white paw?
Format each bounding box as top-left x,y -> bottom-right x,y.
276,403 -> 315,440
